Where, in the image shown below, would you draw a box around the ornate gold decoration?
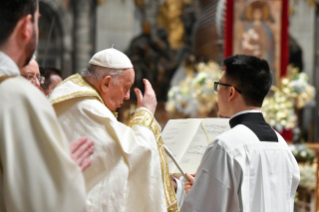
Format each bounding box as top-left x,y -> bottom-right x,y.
127,109 -> 179,212
135,0 -> 144,9
290,0 -> 316,14
157,0 -> 192,49
304,0 -> 316,9
243,1 -> 273,22
97,0 -> 108,5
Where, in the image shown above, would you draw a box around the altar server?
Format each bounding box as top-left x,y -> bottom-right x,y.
182,55 -> 300,212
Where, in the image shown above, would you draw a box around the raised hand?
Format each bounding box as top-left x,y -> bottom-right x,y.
69,137 -> 94,172
134,79 -> 157,115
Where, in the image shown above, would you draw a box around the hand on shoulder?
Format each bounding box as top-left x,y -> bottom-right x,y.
69,137 -> 94,171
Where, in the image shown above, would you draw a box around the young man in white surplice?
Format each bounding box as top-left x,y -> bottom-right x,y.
181,55 -> 300,212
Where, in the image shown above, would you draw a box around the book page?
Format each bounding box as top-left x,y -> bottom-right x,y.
178,118 -> 230,173
161,119 -> 202,173
204,118 -> 230,142
178,123 -> 209,173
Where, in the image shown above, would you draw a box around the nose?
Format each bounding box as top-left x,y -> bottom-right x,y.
124,90 -> 130,100
33,78 -> 41,88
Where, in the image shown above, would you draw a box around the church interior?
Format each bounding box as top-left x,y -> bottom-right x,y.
36,0 -> 319,211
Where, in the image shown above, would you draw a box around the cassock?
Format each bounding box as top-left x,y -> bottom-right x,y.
181,110 -> 300,212
48,73 -> 178,212
0,51 -> 87,211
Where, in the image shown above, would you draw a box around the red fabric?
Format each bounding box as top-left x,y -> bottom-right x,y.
280,0 -> 289,77
224,0 -> 289,78
274,128 -> 293,143
224,0 -> 234,58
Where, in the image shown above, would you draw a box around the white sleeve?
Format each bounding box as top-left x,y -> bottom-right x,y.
174,176 -> 186,207
0,79 -> 87,212
181,144 -> 240,212
289,153 -> 300,211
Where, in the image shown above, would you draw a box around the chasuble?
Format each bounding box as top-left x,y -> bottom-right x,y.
49,73 -> 179,212
0,52 -> 87,212
181,111 -> 300,212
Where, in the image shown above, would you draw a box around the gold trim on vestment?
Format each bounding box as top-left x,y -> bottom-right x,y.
51,90 -> 102,104
127,109 -> 179,212
0,75 -> 16,84
49,74 -> 104,105
49,74 -> 119,118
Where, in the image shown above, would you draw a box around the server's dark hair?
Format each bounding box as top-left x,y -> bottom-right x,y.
223,55 -> 272,107
0,0 -> 37,45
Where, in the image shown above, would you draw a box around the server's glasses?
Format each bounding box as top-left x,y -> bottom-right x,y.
214,82 -> 242,94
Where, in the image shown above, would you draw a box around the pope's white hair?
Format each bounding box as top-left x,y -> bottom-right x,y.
82,64 -> 125,84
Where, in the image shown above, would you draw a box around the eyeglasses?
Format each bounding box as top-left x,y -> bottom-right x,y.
22,74 -> 45,84
214,82 -> 242,94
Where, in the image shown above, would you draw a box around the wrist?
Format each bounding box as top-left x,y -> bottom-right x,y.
135,106 -> 154,115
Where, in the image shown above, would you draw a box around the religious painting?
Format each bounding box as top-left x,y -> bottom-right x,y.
232,0 -> 283,84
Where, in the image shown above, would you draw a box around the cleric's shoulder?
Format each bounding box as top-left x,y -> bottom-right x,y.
0,76 -> 52,109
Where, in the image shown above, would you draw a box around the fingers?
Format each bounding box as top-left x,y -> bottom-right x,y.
80,158 -> 92,172
134,79 -> 157,114
184,182 -> 192,195
77,146 -> 94,166
171,178 -> 177,190
134,88 -> 143,105
69,137 -> 87,153
72,139 -> 94,160
69,137 -> 95,172
143,79 -> 155,96
184,173 -> 195,195
185,182 -> 192,186
186,172 -> 195,184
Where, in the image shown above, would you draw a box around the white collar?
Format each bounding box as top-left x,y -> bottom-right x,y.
0,51 -> 20,77
230,109 -> 261,121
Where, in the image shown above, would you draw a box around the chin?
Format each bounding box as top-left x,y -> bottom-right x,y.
218,112 -> 230,118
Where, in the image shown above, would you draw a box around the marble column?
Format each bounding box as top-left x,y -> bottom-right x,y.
313,3 -> 319,141
73,0 -> 97,73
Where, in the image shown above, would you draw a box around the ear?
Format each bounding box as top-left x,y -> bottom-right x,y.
228,87 -> 237,102
17,15 -> 33,44
100,76 -> 112,94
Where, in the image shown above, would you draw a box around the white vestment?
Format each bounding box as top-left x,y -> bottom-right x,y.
49,74 -> 178,212
0,52 -> 87,212
181,111 -> 300,212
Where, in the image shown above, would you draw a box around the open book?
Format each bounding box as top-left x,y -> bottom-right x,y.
161,118 -> 230,174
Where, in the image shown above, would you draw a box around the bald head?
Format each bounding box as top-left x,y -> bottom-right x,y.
41,68 -> 63,96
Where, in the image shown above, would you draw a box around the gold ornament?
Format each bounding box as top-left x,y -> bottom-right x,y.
157,0 -> 193,49
98,0 -> 108,5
